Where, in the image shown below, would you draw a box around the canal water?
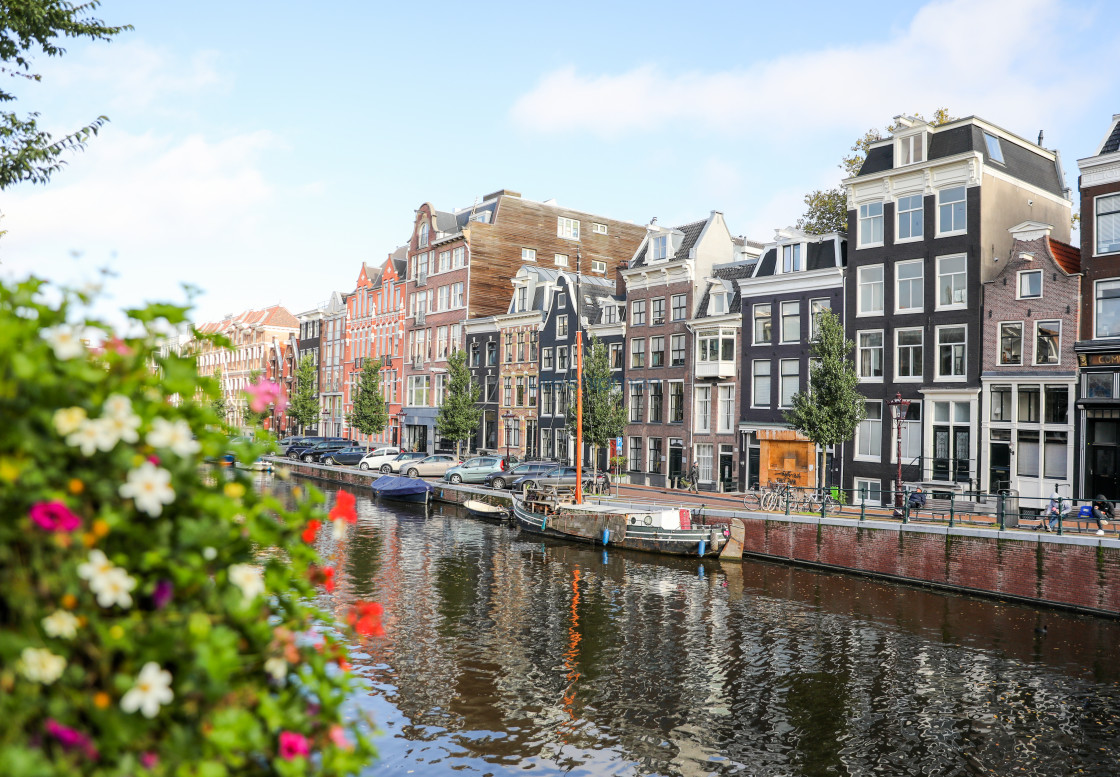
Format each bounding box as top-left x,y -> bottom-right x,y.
271,476 -> 1120,777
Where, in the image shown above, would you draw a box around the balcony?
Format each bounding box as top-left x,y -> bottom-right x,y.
695,359 -> 735,379
416,309 -> 426,325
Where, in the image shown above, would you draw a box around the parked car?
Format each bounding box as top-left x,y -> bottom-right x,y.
511,466 -> 608,493
379,451 -> 428,474
484,461 -> 559,490
358,446 -> 401,471
286,437 -> 349,459
443,455 -> 512,484
297,440 -> 352,463
400,454 -> 462,478
320,446 -> 371,466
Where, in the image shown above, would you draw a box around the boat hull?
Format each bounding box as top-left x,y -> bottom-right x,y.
463,499 -> 508,522
513,499 -> 725,557
370,474 -> 432,504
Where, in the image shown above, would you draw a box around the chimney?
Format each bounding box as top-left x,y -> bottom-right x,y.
1037,130 -> 1044,147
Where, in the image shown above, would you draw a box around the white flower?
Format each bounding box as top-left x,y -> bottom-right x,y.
66,418 -> 119,456
101,394 -> 140,444
41,325 -> 85,360
228,563 -> 265,603
17,647 -> 66,684
53,407 -> 88,437
119,462 -> 175,517
264,657 -> 288,682
78,550 -> 137,609
102,394 -> 134,421
120,662 -> 174,718
42,610 -> 80,639
146,417 -> 200,458
202,546 -> 217,560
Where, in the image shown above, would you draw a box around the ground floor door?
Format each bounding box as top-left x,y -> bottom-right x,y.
405,424 -> 427,453
747,445 -> 760,491
933,426 -> 970,484
525,420 -> 538,459
1088,419 -> 1120,499
989,441 -> 1011,493
484,411 -> 497,451
719,445 -> 735,492
668,438 -> 684,481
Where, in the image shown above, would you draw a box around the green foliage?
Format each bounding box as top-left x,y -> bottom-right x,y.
287,355 -> 319,434
565,336 -> 626,475
435,349 -> 481,458
784,309 -> 864,486
209,367 -> 228,421
0,278 -> 378,775
346,359 -> 387,444
0,1 -> 131,190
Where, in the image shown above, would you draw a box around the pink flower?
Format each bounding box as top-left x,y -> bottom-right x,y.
105,337 -> 133,356
152,579 -> 173,609
328,724 -> 351,750
278,730 -> 310,760
140,752 -> 159,770
147,454 -> 161,465
45,719 -> 99,760
30,501 -> 81,533
245,380 -> 287,413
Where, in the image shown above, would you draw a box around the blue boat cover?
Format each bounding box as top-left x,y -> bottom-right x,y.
370,475 -> 433,498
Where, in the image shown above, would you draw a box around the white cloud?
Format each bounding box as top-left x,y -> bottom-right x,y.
510,0 -> 1098,141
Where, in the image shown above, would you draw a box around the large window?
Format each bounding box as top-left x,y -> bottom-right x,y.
1018,270 -> 1042,299
897,194 -> 923,240
650,336 -> 665,367
858,331 -> 884,379
541,382 -> 554,414
629,437 -> 642,471
516,377 -> 525,407
649,381 -> 663,423
1018,385 -> 1040,423
752,361 -> 771,407
938,186 -> 967,234
1098,194 -> 1120,255
983,132 -> 1004,163
650,235 -> 668,261
669,382 -> 684,423
648,438 -> 663,474
699,332 -> 735,362
900,403 -> 921,463
859,202 -> 884,246
896,259 -> 923,312
557,216 -> 580,240
753,304 -> 772,344
991,385 -> 1012,421
407,375 -> 430,406
779,359 -> 799,407
937,326 -> 967,378
782,244 -> 802,273
696,444 -> 714,483
718,385 -> 735,433
652,297 -> 666,325
610,342 -> 623,369
557,346 -> 569,371
630,338 -> 645,369
629,382 -> 644,423
502,377 -> 512,407
670,334 -> 686,366
672,294 -> 687,321
857,402 -> 882,460
1044,386 -> 1069,424
1035,321 -> 1060,365
528,376 -> 537,407
896,328 -> 923,379
810,298 -> 830,339
937,255 -> 967,308
542,347 -> 554,370
781,301 -> 800,343
557,315 -> 568,337
999,323 -> 1023,365
694,386 -> 711,433
1096,279 -> 1120,337
632,299 -> 647,326
858,265 -> 884,315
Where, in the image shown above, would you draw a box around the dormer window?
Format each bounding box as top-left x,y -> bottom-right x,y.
710,290 -> 727,315
782,244 -> 802,273
897,133 -> 926,166
984,132 -> 1005,164
651,235 -> 668,261
517,286 -> 528,312
418,221 -> 429,248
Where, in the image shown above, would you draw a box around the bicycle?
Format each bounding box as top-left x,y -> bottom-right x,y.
807,488 -> 843,515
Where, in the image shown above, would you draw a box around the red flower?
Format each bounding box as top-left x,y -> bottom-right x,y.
301,519 -> 321,543
278,730 -> 309,760
329,490 -> 357,523
347,600 -> 385,637
29,501 -> 82,533
307,565 -> 335,593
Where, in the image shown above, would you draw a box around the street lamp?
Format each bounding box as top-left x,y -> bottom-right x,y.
502,410 -> 515,461
888,392 -> 912,508
397,410 -> 407,450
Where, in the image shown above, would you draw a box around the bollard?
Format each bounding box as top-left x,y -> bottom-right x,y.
860,497 -> 866,522
949,492 -> 955,525
1057,497 -> 1064,536
997,495 -> 1005,532
902,493 -> 909,524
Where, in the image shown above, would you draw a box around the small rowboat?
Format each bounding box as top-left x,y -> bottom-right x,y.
463,499 -> 509,522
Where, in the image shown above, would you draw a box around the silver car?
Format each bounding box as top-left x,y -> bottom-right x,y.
400,454 -> 462,478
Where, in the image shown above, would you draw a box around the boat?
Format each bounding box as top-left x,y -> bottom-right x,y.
463,499 -> 509,523
370,474 -> 433,504
512,491 -> 728,557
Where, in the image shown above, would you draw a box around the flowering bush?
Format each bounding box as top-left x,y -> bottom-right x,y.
0,279 -> 379,776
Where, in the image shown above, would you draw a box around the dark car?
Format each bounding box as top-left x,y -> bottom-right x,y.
286,437 -> 349,459
484,461 -> 558,490
320,446 -> 370,466
510,466 -> 608,494
380,451 -> 428,473
296,440 -> 352,463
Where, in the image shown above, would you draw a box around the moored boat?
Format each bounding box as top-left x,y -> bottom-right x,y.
371,474 -> 432,504
513,493 -> 728,557
463,499 -> 509,522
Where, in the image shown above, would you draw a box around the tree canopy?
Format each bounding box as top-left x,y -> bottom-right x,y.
287,354 -> 320,434
0,1 -> 130,190
566,335 -> 626,476
435,349 -> 481,458
347,359 -> 388,444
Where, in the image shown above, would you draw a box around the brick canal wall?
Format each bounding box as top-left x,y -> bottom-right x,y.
741,516 -> 1120,617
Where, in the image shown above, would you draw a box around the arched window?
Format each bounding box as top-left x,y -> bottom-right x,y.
419,221 -> 430,248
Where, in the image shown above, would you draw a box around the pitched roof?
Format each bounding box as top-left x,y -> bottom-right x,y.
197,305 -> 299,333
694,261 -> 756,319
1102,118 -> 1120,155
1048,238 -> 1081,274
630,217 -> 709,268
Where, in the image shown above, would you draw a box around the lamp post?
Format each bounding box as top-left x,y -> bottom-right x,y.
397,410 -> 407,450
888,392 -> 912,508
502,410 -> 515,461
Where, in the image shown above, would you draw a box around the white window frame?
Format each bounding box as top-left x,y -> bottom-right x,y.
935,324 -> 967,381
855,402 -> 882,462
857,264 -> 884,317
857,330 -> 884,382
694,386 -> 711,433
858,201 -> 884,247
1096,278 -> 1120,338
782,244 -> 802,273
779,358 -> 799,409
632,299 -> 647,326
718,384 -> 735,433
895,259 -> 924,313
810,298 -> 830,339
937,186 -> 967,236
752,303 -> 772,344
592,222 -> 608,235
935,254 -> 968,310
895,327 -> 923,382
590,259 -> 606,273
896,193 -> 924,242
650,235 -> 668,261
1033,320 -> 1061,366
854,478 -> 883,506
1096,193 -> 1120,256
557,217 -> 580,241
997,321 -> 1024,366
751,360 -> 771,408
1017,269 -> 1043,300
521,248 -> 537,262
780,300 -> 800,344
557,315 -> 568,337
554,253 -> 569,267
695,443 -> 714,483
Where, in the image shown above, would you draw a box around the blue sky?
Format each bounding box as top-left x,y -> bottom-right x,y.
2,0 -> 1118,326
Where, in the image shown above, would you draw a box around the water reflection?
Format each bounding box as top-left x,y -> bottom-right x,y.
269,476 -> 1120,777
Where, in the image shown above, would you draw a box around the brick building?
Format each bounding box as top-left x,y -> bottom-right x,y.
400,190 -> 644,454
1074,113 -> 1120,499
294,305 -> 325,434
464,316 -> 500,453
319,292 -> 347,438
980,223 -> 1080,501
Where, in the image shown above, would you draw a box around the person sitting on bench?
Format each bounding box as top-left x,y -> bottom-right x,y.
907,487 -> 926,516
1092,495 -> 1114,537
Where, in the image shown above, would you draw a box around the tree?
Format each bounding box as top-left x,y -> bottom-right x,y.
347,358 -> 388,448
435,348 -> 481,459
784,309 -> 864,491
288,354 -> 320,434
796,110 -> 955,236
566,335 -> 627,480
210,366 -> 228,421
0,1 -> 130,190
